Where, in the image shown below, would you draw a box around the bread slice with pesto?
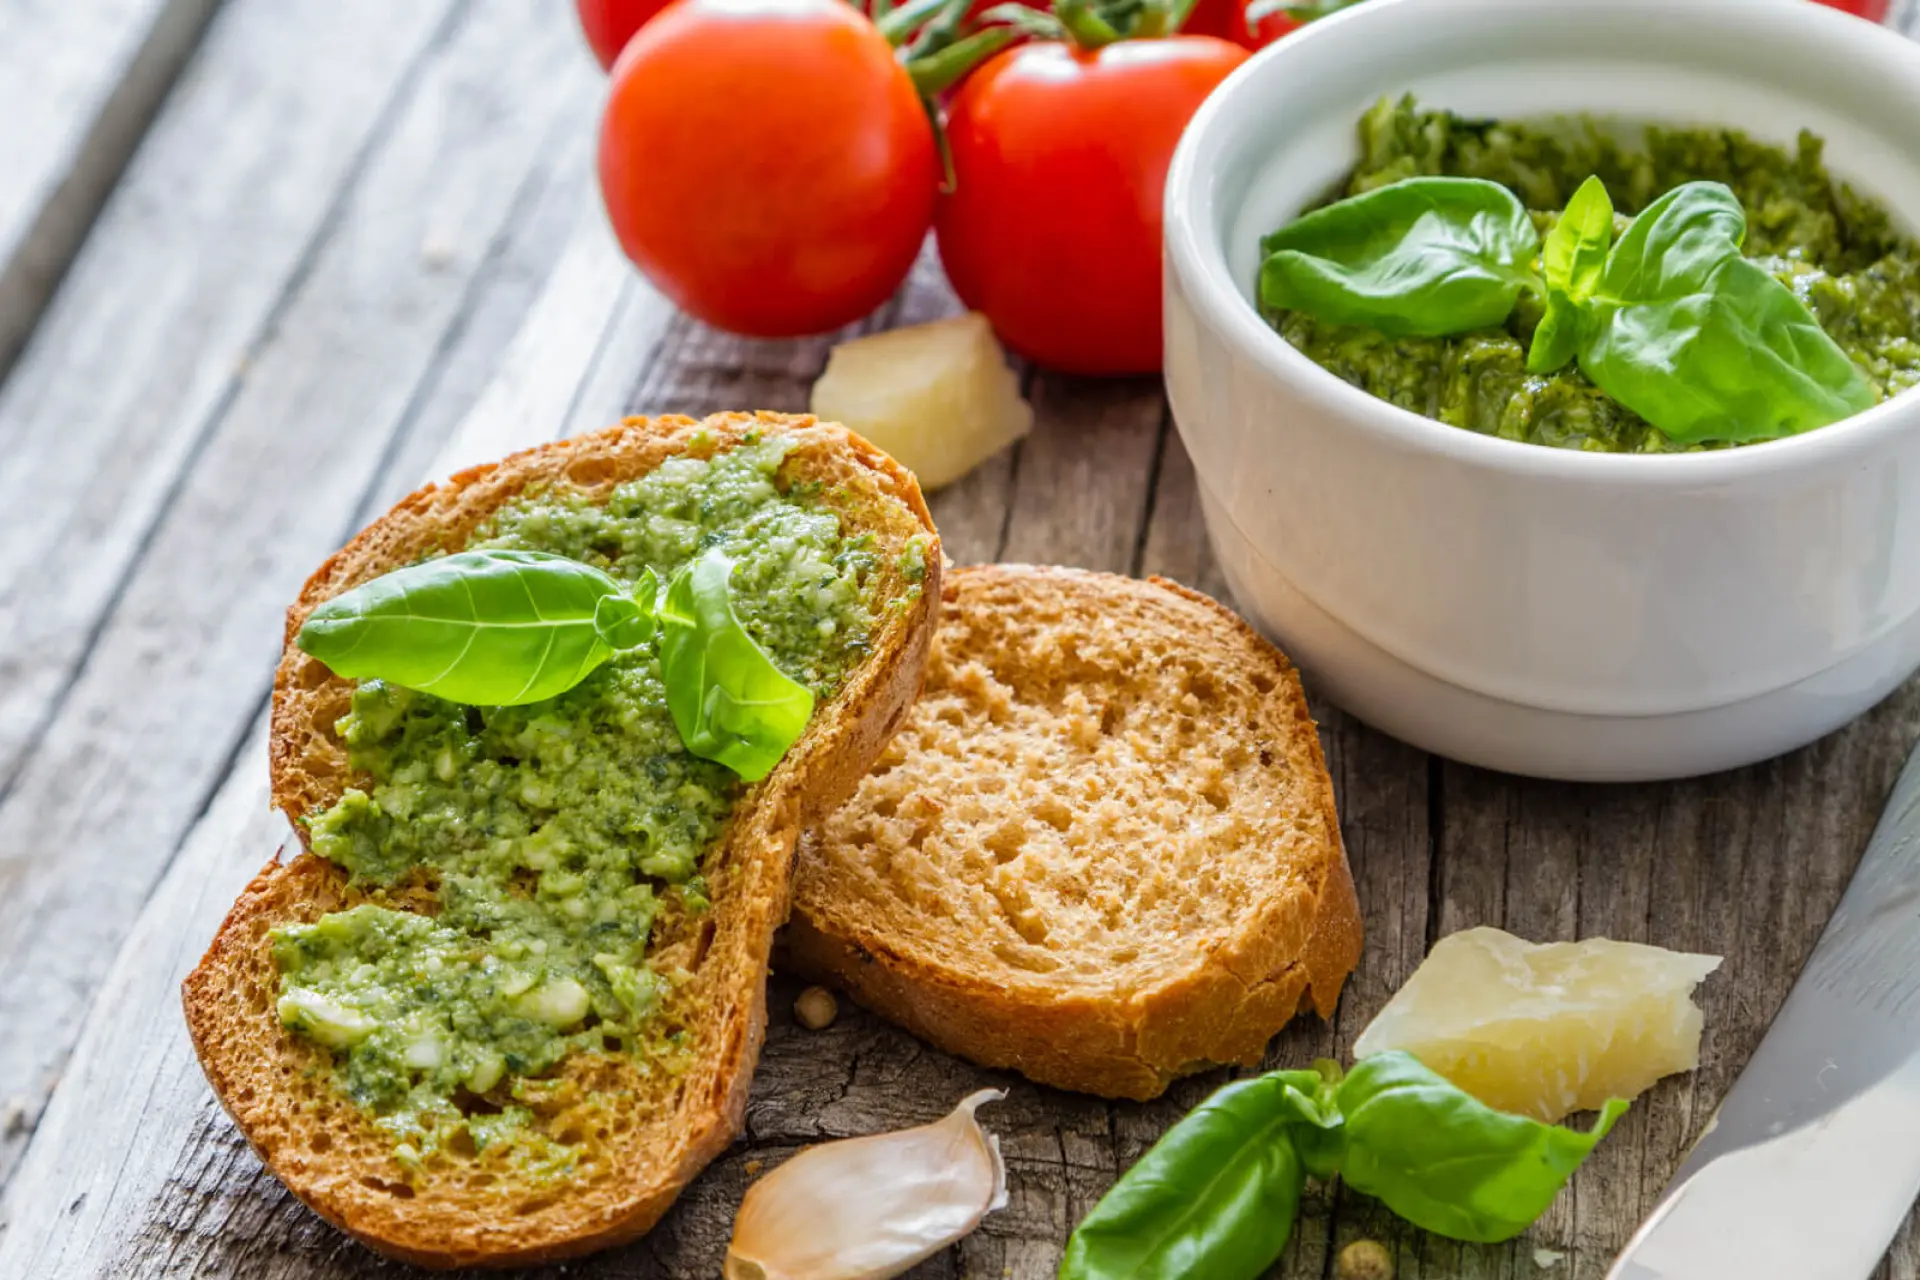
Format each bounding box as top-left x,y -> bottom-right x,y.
182,412 -> 940,1269
782,565 -> 1361,1101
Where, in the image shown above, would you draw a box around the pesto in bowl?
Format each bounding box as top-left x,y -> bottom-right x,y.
1263,98 -> 1920,453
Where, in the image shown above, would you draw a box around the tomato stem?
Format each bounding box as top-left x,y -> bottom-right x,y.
975,2 -> 1064,36
909,26 -> 1021,95
877,0 -> 952,45
901,0 -> 975,56
1056,0 -> 1124,47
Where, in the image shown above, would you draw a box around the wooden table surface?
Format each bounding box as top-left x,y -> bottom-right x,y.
2,1 -> 1919,1276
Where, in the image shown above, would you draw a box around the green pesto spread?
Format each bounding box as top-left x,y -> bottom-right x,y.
274,436 -> 880,1171
1269,98 -> 1920,452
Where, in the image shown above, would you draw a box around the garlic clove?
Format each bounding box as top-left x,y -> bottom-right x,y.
725,1089 -> 1009,1280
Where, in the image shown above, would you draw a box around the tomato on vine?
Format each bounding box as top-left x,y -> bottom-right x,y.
598,0 -> 939,338
1812,0 -> 1887,17
574,0 -> 676,70
933,2 -> 1248,374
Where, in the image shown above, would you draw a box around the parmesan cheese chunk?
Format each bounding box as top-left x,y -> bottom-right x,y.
1355,926 -> 1721,1122
811,312 -> 1031,491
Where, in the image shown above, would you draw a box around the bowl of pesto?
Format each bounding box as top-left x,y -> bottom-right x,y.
1162,0 -> 1920,781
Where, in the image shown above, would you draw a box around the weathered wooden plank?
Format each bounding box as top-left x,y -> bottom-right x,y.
884,251 -> 1026,569
0,0 -> 221,379
0,0 -> 600,1195
997,376 -> 1164,572
0,0 -> 456,799
1399,687 -> 1920,1280
1136,426 -> 1440,1279
0,198 -> 672,1274
369,157 -> 623,503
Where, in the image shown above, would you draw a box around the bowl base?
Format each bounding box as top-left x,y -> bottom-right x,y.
1205,501 -> 1920,783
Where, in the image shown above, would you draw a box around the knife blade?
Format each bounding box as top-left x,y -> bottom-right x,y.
1608,742 -> 1920,1279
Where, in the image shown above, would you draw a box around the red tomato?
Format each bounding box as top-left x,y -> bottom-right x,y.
1182,0 -> 1301,48
935,37 -> 1248,375
599,0 -> 938,338
1813,0 -> 1888,16
574,0 -> 675,71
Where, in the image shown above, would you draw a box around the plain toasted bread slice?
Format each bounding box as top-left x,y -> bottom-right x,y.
182,413 -> 940,1269
783,565 -> 1361,1101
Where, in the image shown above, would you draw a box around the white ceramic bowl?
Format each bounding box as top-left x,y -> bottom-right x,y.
1163,0 -> 1920,781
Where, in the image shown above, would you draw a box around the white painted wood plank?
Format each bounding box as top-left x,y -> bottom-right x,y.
432,211 -> 667,480
559,249 -> 678,438
0,204 -> 654,1279
0,0 -> 456,797
0,0 -> 221,377
0,0 -> 599,1196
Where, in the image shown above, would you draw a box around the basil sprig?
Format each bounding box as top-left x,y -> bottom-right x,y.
296,547 -> 813,781
296,551 -> 656,706
1060,1072 -> 1323,1279
656,551 -> 815,782
1058,1052 -> 1625,1280
1333,1054 -> 1626,1242
1574,181 -> 1876,443
1260,178 -> 1541,338
1259,174 -> 1878,444
1526,175 -> 1614,374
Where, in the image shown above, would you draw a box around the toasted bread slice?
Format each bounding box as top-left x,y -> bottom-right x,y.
783,565 -> 1361,1101
182,413 -> 940,1269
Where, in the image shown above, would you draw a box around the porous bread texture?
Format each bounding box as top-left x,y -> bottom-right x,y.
785,564 -> 1362,1101
183,413 -> 940,1269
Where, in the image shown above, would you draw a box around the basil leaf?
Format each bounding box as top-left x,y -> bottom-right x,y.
1333,1052 -> 1626,1244
1571,180 -> 1873,442
1059,1071 -> 1326,1280
1541,175 -> 1613,300
656,548 -> 815,782
296,550 -> 652,707
1599,180 -> 1747,301
1527,176 -> 1613,374
1258,177 -> 1541,338
1583,261 -> 1877,444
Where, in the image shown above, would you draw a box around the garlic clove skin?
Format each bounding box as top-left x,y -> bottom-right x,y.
725,1089 -> 1009,1280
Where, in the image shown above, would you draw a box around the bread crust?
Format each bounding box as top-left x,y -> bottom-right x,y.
183,413 -> 939,1268
783,565 -> 1362,1101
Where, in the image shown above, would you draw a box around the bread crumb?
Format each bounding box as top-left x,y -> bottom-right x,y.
1534,1248 -> 1566,1268
795,986 -> 839,1030
1336,1239 -> 1393,1280
745,1159 -> 764,1177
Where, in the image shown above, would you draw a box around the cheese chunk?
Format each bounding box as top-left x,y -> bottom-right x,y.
1355,926 -> 1721,1122
811,312 -> 1031,491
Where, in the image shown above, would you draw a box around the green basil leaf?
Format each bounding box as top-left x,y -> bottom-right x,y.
1258,177 -> 1541,338
296,550 -> 651,706
1599,180 -> 1747,301
1582,181 -> 1873,443
656,549 -> 814,782
598,566 -> 658,650
1526,291 -> 1584,375
1333,1052 -> 1627,1244
1541,175 -> 1613,301
1527,176 -> 1613,374
1059,1071 -> 1324,1280
1583,252 -> 1878,443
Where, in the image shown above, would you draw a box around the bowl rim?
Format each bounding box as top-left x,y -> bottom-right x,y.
1163,0 -> 1920,488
